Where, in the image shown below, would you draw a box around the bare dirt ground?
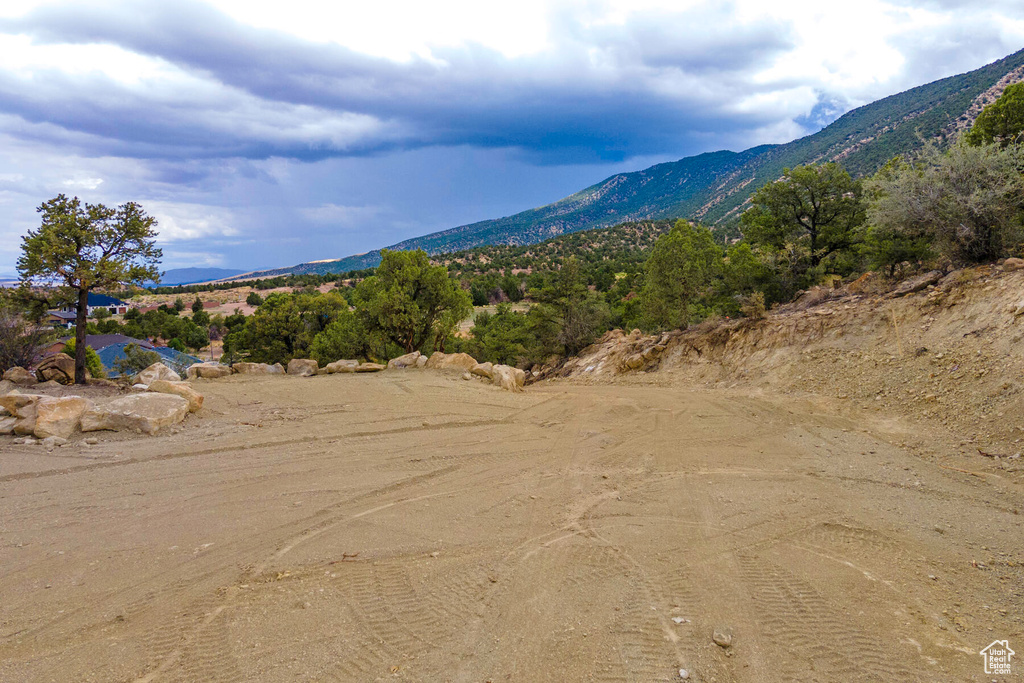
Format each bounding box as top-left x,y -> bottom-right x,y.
2,369 -> 1021,682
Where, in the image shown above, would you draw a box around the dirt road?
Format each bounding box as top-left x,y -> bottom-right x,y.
1,372 -> 1021,681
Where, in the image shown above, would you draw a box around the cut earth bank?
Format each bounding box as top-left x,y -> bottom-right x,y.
0,341 -> 1021,680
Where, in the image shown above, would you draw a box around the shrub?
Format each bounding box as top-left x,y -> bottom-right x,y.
740,292 -> 767,320
866,142 -> 1024,263
0,299 -> 55,373
62,339 -> 106,378
310,310 -> 369,364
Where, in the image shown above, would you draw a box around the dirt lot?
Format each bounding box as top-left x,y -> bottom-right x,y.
1,371 -> 1021,681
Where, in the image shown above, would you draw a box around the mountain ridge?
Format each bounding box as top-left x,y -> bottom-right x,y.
228,47 -> 1024,281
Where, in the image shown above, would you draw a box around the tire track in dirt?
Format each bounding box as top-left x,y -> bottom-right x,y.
736,552 -> 920,682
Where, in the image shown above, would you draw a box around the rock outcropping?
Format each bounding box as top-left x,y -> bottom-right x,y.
287,359 -> 319,377
135,362 -> 181,386
147,380 -> 204,412
187,363 -> 234,379
81,394 -> 189,435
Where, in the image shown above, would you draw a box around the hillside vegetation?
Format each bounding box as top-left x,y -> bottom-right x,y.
237,48 -> 1024,279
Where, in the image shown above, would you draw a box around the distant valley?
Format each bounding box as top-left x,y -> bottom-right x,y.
158,267 -> 246,286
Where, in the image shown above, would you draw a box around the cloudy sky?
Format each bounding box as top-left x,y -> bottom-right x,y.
1,0 -> 1023,276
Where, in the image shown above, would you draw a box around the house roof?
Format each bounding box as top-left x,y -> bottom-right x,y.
47,310 -> 78,320
86,293 -> 128,307
57,334 -> 156,351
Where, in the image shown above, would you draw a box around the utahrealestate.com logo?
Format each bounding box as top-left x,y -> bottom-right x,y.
981,640 -> 1014,675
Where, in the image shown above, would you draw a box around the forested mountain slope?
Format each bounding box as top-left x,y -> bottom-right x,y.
233,48 -> 1024,280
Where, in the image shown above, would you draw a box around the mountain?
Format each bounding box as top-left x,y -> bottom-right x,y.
237,48 -> 1024,279
158,267 -> 246,286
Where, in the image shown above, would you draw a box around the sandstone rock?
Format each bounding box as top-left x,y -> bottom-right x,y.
147,380 -> 204,412
1003,257 -> 1024,272
387,351 -> 423,370
0,379 -> 14,394
35,353 -> 76,384
0,415 -> 15,435
131,383 -> 149,392
471,362 -> 493,379
416,354 -> 428,368
889,270 -> 942,297
424,352 -> 479,372
491,364 -> 526,392
462,371 -> 472,380
81,393 -> 189,435
135,362 -> 181,386
3,366 -> 36,385
186,363 -> 234,379
0,392 -> 41,435
232,362 -> 285,375
354,362 -> 385,373
324,359 -> 359,374
287,359 -> 319,376
34,396 -> 92,439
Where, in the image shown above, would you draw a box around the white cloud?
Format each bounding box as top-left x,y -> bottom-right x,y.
62,176 -> 103,190
144,201 -> 240,242
160,250 -> 226,268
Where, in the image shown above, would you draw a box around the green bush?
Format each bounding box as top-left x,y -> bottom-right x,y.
639,221 -> 722,332
310,310 -> 369,364
62,339 -> 106,378
866,142 -> 1024,263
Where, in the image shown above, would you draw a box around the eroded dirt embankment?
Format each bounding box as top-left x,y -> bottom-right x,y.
548,264 -> 1024,462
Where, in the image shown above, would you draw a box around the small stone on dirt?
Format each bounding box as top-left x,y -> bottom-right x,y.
712,627 -> 733,648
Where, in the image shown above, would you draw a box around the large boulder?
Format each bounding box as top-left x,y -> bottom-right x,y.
287,359 -> 319,377
424,352 -> 479,372
470,362 -> 493,379
0,392 -> 42,435
0,415 -> 15,435
34,396 -> 92,439
147,380 -> 204,412
135,362 -> 181,386
387,351 -> 423,370
232,362 -> 285,375
81,393 -> 189,435
491,364 -> 526,392
3,366 -> 37,385
35,353 -> 76,385
325,359 -> 359,374
354,362 -> 386,373
186,363 -> 234,379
